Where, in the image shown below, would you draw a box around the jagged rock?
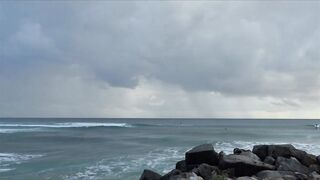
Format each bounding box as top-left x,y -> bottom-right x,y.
252,144 -> 317,167
185,144 -> 219,170
192,163 -> 219,180
161,169 -> 182,180
255,170 -> 298,179
264,156 -> 275,165
219,154 -> 275,176
140,169 -> 162,180
176,160 -> 187,172
276,157 -> 310,174
169,172 -> 203,180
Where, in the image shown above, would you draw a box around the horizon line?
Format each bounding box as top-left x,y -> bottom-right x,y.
0,117 -> 319,120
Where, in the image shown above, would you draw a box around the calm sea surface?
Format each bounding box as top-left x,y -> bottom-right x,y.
0,118 -> 319,180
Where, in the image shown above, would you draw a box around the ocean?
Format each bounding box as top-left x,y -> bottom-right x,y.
0,118 -> 319,180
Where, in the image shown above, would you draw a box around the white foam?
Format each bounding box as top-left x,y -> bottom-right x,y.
0,153 -> 43,173
63,147 -> 186,180
0,168 -> 14,172
0,122 -> 132,128
0,128 -> 40,133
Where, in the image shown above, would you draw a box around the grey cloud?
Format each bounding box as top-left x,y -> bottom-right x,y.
1,2 -> 320,100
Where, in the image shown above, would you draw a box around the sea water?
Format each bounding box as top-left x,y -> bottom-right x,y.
0,118 -> 319,180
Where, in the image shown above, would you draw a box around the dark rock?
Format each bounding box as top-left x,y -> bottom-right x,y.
264,156 -> 275,165
219,154 -> 275,176
160,169 -> 181,180
255,170 -> 297,179
234,148 -> 260,161
185,144 -> 219,170
293,150 -> 317,167
192,163 -> 219,180
252,145 -> 268,160
253,144 -> 317,167
276,157 -> 310,174
317,156 -> 320,165
140,169 -> 162,180
175,160 -> 187,172
268,144 -> 296,158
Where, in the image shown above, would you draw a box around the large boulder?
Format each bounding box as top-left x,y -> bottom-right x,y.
185,144 -> 219,170
140,169 -> 162,180
219,154 -> 275,176
276,157 -> 310,174
252,145 -> 269,160
252,144 -> 317,167
192,163 -> 219,180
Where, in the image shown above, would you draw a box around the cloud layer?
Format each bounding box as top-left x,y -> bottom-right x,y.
0,2 -> 320,117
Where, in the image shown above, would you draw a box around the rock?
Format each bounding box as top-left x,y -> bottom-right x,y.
192,163 -> 219,180
276,157 -> 310,174
169,172 -> 203,180
252,145 -> 268,160
293,150 -> 317,167
176,160 -> 187,172
185,144 -> 219,170
252,144 -> 317,167
140,169 -> 162,180
255,170 -> 297,179
219,154 -> 275,176
309,171 -> 320,179
264,156 -> 275,165
317,156 -> 320,165
160,169 -> 182,180
233,148 -> 260,161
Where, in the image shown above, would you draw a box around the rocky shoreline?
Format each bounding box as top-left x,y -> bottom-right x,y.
140,144 -> 320,180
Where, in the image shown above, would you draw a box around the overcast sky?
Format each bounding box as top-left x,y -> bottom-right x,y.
0,1 -> 320,118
